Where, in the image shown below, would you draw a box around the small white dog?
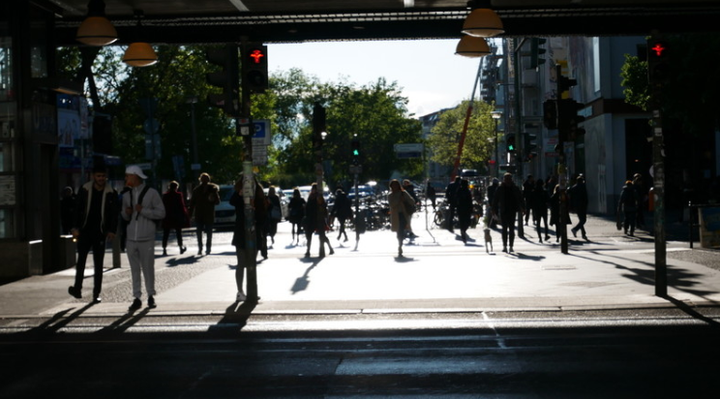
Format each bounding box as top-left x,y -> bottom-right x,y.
483,228 -> 493,253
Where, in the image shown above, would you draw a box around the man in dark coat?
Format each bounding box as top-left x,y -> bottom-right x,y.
445,176 -> 461,233
491,173 -> 524,253
68,164 -> 119,303
569,174 -> 589,240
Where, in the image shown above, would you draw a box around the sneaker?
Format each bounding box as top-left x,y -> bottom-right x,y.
236,291 -> 247,302
180,246 -> 187,254
128,298 -> 142,311
68,286 -> 82,299
148,296 -> 156,309
92,296 -> 102,304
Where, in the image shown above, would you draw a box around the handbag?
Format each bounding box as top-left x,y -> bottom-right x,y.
270,207 -> 281,221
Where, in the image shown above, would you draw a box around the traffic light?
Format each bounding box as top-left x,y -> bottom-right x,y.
351,135 -> 360,162
557,99 -> 585,141
556,65 -> 577,97
530,38 -> 547,70
206,44 -> 239,116
543,100 -> 557,129
506,134 -> 516,153
243,43 -> 268,93
523,133 -> 538,162
647,36 -> 670,83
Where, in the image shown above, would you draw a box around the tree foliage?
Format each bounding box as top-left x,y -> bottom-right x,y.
620,54 -> 649,111
426,101 -> 496,174
59,46 -> 423,189
621,34 -> 720,138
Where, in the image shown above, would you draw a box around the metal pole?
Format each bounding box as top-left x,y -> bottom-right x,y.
450,59 -> 484,181
188,96 -> 199,181
513,38 -> 525,238
494,120 -> 499,178
238,41 -> 258,302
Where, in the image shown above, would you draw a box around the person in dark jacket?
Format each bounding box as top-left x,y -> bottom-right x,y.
445,176 -> 461,233
266,185 -> 282,247
426,181 -> 437,210
68,164 -> 119,303
491,173 -> 524,253
188,172 -> 220,255
619,180 -> 639,236
288,188 -> 306,245
456,179 -> 474,244
569,174 -> 589,240
230,174 -> 267,302
304,183 -> 333,258
161,181 -> 188,256
549,184 -> 572,243
522,175 -> 536,225
530,178 -> 551,243
330,188 -> 352,242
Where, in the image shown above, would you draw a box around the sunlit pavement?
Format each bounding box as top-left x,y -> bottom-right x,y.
2,212 -> 720,318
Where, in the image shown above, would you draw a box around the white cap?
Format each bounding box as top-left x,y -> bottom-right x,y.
125,165 -> 148,179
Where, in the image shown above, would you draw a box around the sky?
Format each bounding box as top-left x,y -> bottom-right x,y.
268,39 -> 484,118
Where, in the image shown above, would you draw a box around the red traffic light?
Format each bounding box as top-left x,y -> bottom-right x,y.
488,160 -> 497,165
248,48 -> 265,64
650,42 -> 667,57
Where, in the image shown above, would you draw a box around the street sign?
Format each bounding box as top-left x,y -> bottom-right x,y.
394,143 -> 423,153
252,119 -> 271,145
396,151 -> 422,159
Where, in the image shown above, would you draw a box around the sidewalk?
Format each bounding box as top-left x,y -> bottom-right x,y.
1,212 -> 719,319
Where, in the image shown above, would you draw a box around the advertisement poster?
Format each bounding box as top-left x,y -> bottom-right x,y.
699,207 -> 720,249
58,108 -> 79,148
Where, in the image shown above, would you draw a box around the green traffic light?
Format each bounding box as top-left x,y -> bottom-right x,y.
353,149 -> 360,156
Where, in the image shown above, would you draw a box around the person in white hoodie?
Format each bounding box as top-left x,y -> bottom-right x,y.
122,165 -> 165,311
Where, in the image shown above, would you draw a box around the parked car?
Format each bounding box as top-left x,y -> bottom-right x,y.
214,185 -> 236,228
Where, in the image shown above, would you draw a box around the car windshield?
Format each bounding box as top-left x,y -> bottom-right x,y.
219,186 -> 234,201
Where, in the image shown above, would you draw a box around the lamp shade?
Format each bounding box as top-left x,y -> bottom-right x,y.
76,16 -> 118,46
455,35 -> 491,58
462,8 -> 504,38
123,42 -> 158,67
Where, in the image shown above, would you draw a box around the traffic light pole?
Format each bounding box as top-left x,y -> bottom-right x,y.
513,38 -> 525,238
239,40 -> 258,303
648,32 -> 668,296
556,65 -> 569,254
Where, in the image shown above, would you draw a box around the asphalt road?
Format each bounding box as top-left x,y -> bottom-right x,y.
2,314 -> 719,398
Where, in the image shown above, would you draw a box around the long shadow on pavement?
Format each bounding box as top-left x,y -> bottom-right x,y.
570,250 -> 718,299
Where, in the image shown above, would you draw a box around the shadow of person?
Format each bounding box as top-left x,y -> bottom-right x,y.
95,308 -> 151,334
208,301 -> 257,335
24,302 -> 95,336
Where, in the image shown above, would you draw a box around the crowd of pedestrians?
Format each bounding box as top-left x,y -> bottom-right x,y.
64,164 -> 650,309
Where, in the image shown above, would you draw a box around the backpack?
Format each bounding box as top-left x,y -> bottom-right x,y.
137,185 -> 163,230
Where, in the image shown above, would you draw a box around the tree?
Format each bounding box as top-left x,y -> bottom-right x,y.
620,54 -> 650,111
426,101 -> 496,175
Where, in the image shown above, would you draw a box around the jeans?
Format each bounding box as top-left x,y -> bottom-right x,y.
74,233 -> 107,297
195,221 -> 213,253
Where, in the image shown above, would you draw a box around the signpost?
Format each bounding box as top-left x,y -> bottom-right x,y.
394,143 -> 423,159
